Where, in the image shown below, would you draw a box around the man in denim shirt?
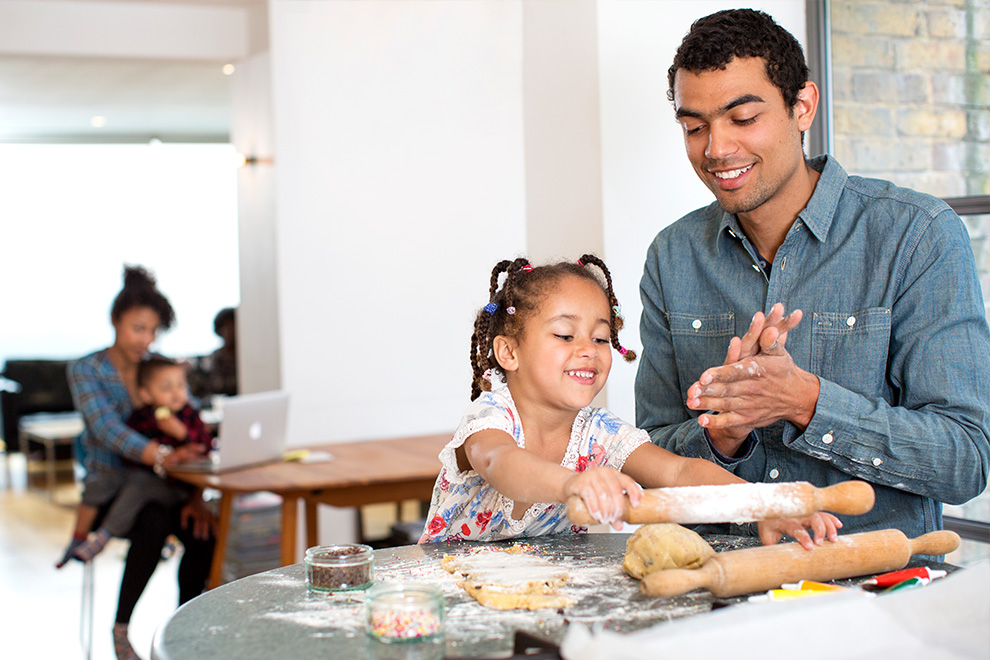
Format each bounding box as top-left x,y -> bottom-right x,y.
635,9 -> 990,539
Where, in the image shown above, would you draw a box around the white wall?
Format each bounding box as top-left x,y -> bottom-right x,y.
268,1 -> 527,447
598,0 -> 807,423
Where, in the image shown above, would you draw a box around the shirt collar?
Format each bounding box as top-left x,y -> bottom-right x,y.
798,154 -> 847,243
714,154 -> 847,252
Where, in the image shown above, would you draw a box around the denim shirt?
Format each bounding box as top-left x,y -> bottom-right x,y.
635,155 -> 990,539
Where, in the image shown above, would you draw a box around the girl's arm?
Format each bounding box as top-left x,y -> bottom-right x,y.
460,429 -> 642,528
621,442 -> 840,548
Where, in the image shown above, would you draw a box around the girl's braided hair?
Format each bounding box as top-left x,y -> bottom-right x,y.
469,254 -> 636,401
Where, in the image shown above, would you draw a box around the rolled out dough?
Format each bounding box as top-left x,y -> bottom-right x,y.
621,523 -> 714,580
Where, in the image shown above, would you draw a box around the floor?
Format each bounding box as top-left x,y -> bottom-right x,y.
0,451 -> 415,660
1,452 -> 179,660
3,450 -> 988,660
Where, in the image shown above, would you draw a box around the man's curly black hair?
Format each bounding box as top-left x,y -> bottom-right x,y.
667,9 -> 810,114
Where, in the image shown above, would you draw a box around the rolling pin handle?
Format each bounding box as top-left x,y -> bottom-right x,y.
641,567 -> 713,599
909,530 -> 960,557
814,480 -> 876,515
566,496 -> 596,525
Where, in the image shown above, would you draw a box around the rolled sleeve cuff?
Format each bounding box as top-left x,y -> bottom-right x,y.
705,429 -> 757,465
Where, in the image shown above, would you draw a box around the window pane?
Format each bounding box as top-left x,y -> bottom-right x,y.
830,1 -> 990,539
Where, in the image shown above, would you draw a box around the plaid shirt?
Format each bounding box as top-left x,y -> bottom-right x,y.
126,403 -> 213,450
68,350 -> 148,474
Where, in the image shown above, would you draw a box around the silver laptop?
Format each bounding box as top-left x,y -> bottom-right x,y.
175,390 -> 289,474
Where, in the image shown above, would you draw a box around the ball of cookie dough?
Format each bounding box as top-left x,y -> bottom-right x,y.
154,406 -> 172,420
622,523 -> 714,580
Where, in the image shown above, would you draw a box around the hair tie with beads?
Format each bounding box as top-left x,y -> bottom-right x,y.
521,264 -> 533,273
483,302 -> 498,315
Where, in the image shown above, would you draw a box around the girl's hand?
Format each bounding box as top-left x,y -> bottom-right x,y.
563,467 -> 643,531
757,512 -> 842,550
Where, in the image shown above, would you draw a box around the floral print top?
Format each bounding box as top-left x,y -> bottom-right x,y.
420,387 -> 649,543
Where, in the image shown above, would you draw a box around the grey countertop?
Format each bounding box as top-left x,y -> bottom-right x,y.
151,533 -> 950,660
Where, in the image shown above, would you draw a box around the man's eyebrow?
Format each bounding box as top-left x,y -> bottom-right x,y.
675,94 -> 766,120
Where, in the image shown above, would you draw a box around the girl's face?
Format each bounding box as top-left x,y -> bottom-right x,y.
112,306 -> 161,365
500,275 -> 613,413
139,365 -> 189,412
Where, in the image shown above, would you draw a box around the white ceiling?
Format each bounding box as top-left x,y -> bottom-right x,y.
0,55 -> 234,143
0,0 -> 259,144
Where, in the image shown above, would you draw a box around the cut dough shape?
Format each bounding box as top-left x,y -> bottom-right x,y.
622,523 -> 714,580
443,545 -> 576,610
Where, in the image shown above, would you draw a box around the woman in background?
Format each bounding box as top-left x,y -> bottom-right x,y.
66,265 -> 215,660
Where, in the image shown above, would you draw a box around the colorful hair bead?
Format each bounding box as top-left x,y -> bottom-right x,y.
618,347 -> 628,355
577,259 -> 585,266
482,369 -> 493,381
521,264 -> 533,273
612,305 -> 622,317
483,302 -> 498,315
506,306 -> 516,315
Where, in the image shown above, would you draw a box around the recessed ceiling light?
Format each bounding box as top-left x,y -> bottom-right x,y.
90,116 -> 107,128
222,64 -> 235,76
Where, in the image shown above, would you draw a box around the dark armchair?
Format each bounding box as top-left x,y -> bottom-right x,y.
0,359 -> 76,453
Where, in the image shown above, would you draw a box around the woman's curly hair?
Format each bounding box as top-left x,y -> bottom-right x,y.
110,265 -> 175,330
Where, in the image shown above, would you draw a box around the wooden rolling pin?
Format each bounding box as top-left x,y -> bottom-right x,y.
567,480 -> 875,525
641,529 -> 960,598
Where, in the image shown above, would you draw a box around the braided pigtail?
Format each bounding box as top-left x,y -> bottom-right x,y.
577,254 -> 637,363
469,258 -> 536,400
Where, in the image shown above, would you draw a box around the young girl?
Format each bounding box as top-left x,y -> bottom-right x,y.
420,255 -> 840,549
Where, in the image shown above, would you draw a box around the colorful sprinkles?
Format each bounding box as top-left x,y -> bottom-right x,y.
370,608 -> 442,640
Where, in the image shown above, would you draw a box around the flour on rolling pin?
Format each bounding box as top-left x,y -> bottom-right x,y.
442,546 -> 576,610
650,482 -> 808,523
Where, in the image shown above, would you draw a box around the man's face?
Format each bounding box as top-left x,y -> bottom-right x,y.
673,57 -> 813,219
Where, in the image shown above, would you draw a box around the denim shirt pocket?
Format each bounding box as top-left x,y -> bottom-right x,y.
811,307 -> 891,398
668,312 -> 735,392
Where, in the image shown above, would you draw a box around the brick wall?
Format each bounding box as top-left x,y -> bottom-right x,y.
830,0 -> 990,321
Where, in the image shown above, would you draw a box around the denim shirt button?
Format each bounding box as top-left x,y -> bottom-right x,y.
872,457 -> 883,467
822,433 -> 833,444
769,468 -> 779,479
692,319 -> 702,330
846,316 -> 857,327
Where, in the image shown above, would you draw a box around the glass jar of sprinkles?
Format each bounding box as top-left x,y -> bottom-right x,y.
366,583 -> 445,643
304,544 -> 374,593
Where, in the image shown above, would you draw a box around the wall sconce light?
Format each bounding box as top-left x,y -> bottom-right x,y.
235,153 -> 274,167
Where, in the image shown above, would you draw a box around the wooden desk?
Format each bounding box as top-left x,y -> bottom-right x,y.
170,432 -> 450,589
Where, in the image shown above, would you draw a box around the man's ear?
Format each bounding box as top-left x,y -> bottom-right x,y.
795,81 -> 819,133
492,335 -> 519,373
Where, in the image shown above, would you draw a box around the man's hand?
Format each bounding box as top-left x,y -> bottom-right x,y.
686,303 -> 818,456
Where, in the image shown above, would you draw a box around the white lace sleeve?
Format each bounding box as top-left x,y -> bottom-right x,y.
438,389 -> 519,486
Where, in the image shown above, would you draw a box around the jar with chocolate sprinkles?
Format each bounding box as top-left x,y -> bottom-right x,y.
304,544 -> 374,593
